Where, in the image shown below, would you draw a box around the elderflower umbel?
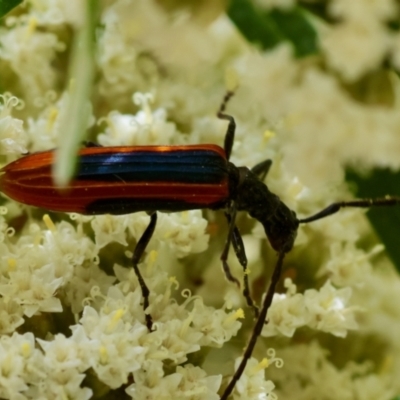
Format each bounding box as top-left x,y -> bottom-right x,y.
0,1 -> 399,399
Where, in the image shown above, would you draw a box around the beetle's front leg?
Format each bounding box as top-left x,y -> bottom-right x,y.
225,212 -> 259,317
132,211 -> 157,331
220,205 -> 241,288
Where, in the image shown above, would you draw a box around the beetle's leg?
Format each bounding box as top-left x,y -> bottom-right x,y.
217,90 -> 236,160
221,250 -> 286,400
82,141 -> 102,148
251,159 -> 272,182
225,212 -> 259,317
220,206 -> 241,288
132,211 -> 157,331
299,196 -> 400,224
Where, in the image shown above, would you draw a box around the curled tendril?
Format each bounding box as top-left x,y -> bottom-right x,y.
182,294 -> 202,310
169,276 -> 180,291
97,115 -> 109,126
6,227 -> 15,237
181,288 -> 192,299
81,297 -> 92,307
89,285 -> 105,301
0,93 -> 24,111
69,213 -> 93,224
266,348 -> 284,368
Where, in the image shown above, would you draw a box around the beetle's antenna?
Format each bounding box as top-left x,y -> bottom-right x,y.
220,250 -> 286,400
298,196 -> 400,224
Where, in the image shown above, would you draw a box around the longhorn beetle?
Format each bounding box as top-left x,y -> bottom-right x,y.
1,91 -> 400,399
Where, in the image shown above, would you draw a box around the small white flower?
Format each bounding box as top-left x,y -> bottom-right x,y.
304,280 -> 358,337
262,290 -> 307,338
233,357 -> 277,400
321,242 -> 383,287
92,214 -> 129,248
190,298 -> 243,347
97,92 -> 179,146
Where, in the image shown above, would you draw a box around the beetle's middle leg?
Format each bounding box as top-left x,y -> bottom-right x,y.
131,211 -> 157,331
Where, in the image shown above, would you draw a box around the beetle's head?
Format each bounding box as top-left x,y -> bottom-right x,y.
234,166 -> 299,254
262,204 -> 299,253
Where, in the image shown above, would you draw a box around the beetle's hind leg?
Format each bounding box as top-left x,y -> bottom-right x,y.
131,211 -> 158,331
220,206 -> 240,287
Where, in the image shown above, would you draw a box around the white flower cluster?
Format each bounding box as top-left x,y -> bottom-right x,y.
0,0 -> 397,398
262,279 -> 358,338
0,94 -> 26,156
322,0 -> 397,81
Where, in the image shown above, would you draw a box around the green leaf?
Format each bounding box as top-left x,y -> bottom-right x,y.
227,0 -> 318,57
0,0 -> 22,18
53,0 -> 98,187
227,0 -> 282,50
346,168 -> 400,273
268,8 -> 318,57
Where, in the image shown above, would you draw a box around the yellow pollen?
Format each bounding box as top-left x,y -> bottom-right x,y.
26,17 -> 37,38
21,342 -> 31,357
149,250 -> 157,264
46,107 -> 59,132
99,346 -> 108,364
225,308 -> 245,324
147,250 -> 158,273
7,258 -> 16,271
379,355 -> 393,374
169,276 -> 178,288
43,214 -> 56,232
108,308 -> 125,331
181,211 -> 189,223
251,358 -> 269,374
264,130 -> 276,142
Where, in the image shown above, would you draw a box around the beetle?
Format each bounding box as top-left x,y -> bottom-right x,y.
1,91 -> 400,399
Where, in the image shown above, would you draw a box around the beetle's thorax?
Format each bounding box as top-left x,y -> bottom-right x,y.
228,164 -> 299,253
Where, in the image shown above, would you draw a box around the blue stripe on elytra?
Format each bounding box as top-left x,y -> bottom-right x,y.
77,150 -> 228,184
